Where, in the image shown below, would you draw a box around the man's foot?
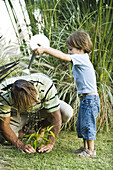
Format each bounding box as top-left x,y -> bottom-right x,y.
77,149 -> 96,157
72,147 -> 85,153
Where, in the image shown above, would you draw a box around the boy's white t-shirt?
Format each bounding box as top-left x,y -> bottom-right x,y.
70,53 -> 97,94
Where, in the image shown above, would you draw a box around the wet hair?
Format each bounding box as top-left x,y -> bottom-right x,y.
66,30 -> 93,53
11,79 -> 37,112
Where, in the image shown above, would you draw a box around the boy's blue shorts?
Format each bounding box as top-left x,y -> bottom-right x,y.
77,95 -> 100,140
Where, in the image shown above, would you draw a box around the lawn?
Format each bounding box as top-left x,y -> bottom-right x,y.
0,130 -> 113,170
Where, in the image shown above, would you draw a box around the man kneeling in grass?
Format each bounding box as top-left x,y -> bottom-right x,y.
0,73 -> 73,154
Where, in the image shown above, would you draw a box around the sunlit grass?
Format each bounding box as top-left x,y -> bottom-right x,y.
0,130 -> 113,169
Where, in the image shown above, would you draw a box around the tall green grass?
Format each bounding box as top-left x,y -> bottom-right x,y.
25,0 -> 113,131
1,0 -> 113,131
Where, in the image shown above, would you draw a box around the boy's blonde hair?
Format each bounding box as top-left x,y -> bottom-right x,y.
66,30 -> 93,53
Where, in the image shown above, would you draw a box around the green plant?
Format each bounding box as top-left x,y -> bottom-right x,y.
24,126 -> 55,150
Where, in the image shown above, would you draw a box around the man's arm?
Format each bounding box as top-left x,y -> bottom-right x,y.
38,109 -> 62,153
0,117 -> 36,153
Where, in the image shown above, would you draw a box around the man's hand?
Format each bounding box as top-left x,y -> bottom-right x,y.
19,144 -> 36,154
37,143 -> 54,153
0,117 -> 36,154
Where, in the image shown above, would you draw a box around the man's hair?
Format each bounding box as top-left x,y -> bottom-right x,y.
66,30 -> 93,53
11,79 -> 37,112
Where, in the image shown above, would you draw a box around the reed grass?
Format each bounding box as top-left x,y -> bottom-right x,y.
1,0 -> 113,132
25,0 -> 113,131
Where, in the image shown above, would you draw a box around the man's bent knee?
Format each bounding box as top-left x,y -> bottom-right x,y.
60,100 -> 73,123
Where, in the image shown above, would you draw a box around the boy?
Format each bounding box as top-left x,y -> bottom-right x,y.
34,30 -> 100,157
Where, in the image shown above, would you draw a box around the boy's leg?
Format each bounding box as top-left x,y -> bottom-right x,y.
84,139 -> 88,149
78,140 -> 96,157
72,103 -> 84,153
84,139 -> 95,150
87,140 -> 94,151
77,95 -> 100,157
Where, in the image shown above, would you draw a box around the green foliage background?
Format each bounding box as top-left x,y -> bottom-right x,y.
0,0 -> 113,132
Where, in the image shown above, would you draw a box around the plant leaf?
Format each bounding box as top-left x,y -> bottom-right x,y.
26,133 -> 35,144
33,140 -> 38,150
49,131 -> 55,138
47,125 -> 54,131
42,137 -> 50,142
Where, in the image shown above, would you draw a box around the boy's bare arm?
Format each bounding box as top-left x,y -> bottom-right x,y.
33,46 -> 72,61
0,117 -> 36,153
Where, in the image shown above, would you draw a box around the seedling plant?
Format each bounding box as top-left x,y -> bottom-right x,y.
24,125 -> 55,150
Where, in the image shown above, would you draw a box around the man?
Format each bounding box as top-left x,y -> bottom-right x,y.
0,73 -> 73,154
